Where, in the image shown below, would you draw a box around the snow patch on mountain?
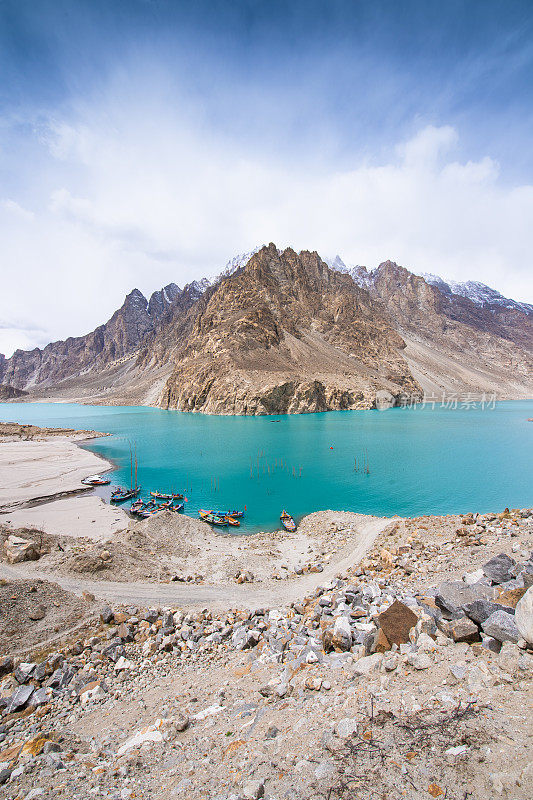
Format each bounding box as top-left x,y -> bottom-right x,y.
326,254 -> 532,315
324,255 -> 373,290
215,249 -> 260,282
421,273 -> 533,315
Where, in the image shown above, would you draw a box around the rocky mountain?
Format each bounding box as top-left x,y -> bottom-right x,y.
421,274 -> 533,315
0,283 -> 192,390
1,245 -> 532,412
156,244 -> 421,414
325,256 -> 533,399
0,383 -> 27,400
328,256 -> 533,317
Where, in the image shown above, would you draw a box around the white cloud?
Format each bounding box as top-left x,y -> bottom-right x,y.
1,112 -> 533,357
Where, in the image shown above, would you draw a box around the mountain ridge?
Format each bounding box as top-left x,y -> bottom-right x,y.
1,244 -> 532,412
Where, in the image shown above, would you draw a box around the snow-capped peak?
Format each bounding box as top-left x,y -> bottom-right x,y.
324,255 -> 350,274
420,273 -> 533,314
324,255 -> 373,290
187,278 -> 212,296
212,248 -> 260,283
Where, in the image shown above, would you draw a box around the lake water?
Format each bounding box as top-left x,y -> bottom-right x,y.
1,401 -> 532,531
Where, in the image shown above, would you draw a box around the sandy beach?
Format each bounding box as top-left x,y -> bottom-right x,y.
0,432 -> 130,537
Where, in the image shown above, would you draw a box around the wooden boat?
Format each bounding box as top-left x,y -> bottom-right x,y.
137,507 -> 158,519
214,510 -> 244,518
225,516 -> 240,527
81,475 -> 111,486
111,487 -> 141,503
198,509 -> 228,527
150,491 -> 184,500
112,445 -> 141,503
280,510 -> 296,532
169,502 -> 184,513
130,499 -> 145,514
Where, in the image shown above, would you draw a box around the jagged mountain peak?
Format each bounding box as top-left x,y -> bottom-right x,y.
325,255 -> 350,273
211,246 -> 262,284
186,278 -> 211,296
147,283 -> 182,320
421,272 -> 533,315
125,287 -> 148,304
2,245 -> 532,409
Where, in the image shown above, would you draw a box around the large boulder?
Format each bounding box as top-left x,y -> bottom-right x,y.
5,685 -> 34,713
3,535 -> 40,564
435,581 -> 495,617
482,610 -> 520,643
377,600 -> 418,645
515,587 -> 533,645
482,553 -> 516,584
462,599 -> 513,624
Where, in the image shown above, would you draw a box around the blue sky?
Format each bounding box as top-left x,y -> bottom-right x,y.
1,0 -> 533,354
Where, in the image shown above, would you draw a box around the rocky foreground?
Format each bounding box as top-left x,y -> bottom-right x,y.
0,509 -> 532,800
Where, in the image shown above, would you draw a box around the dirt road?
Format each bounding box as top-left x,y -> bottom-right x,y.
0,515 -> 392,610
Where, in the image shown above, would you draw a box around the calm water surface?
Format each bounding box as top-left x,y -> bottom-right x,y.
1,401 -> 532,531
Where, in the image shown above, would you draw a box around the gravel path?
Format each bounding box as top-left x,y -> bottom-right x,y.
0,515 -> 391,609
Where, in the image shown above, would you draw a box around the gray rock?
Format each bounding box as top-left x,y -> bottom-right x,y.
331,616 -> 352,651
32,662 -> 49,683
0,768 -> 11,785
448,663 -> 467,683
100,607 -> 114,624
5,684 -> 34,713
30,688 -> 50,707
351,653 -> 383,676
43,741 -> 62,754
463,568 -> 485,585
482,553 -> 516,584
239,780 -> 265,800
435,581 -> 495,617
407,652 -> 432,669
13,662 -> 36,684
382,654 -> 399,671
462,599 -> 512,624
46,666 -> 76,689
482,610 -> 520,643
174,713 -> 189,732
481,635 -> 501,653
335,717 -> 359,738
440,615 -> 479,643
28,604 -> 46,621
514,586 -> 533,645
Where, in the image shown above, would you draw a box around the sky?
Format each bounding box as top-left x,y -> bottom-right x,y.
1,0 -> 533,356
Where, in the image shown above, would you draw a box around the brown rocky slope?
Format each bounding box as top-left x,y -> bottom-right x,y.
366,261 -> 533,399
0,283 -> 189,390
156,245 -> 422,413
1,244 -> 532,412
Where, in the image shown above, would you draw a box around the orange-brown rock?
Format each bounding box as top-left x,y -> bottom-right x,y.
378,600 -> 419,646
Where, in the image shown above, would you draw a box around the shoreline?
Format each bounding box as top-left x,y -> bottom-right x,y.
3,394 -> 533,416
1,416 -> 532,538
0,426 -> 131,539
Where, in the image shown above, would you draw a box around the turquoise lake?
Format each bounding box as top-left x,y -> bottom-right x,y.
1,401 -> 532,531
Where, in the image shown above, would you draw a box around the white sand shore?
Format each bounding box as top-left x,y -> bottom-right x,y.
0,437 -> 110,508
0,436 -> 129,537
2,495 -> 128,540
